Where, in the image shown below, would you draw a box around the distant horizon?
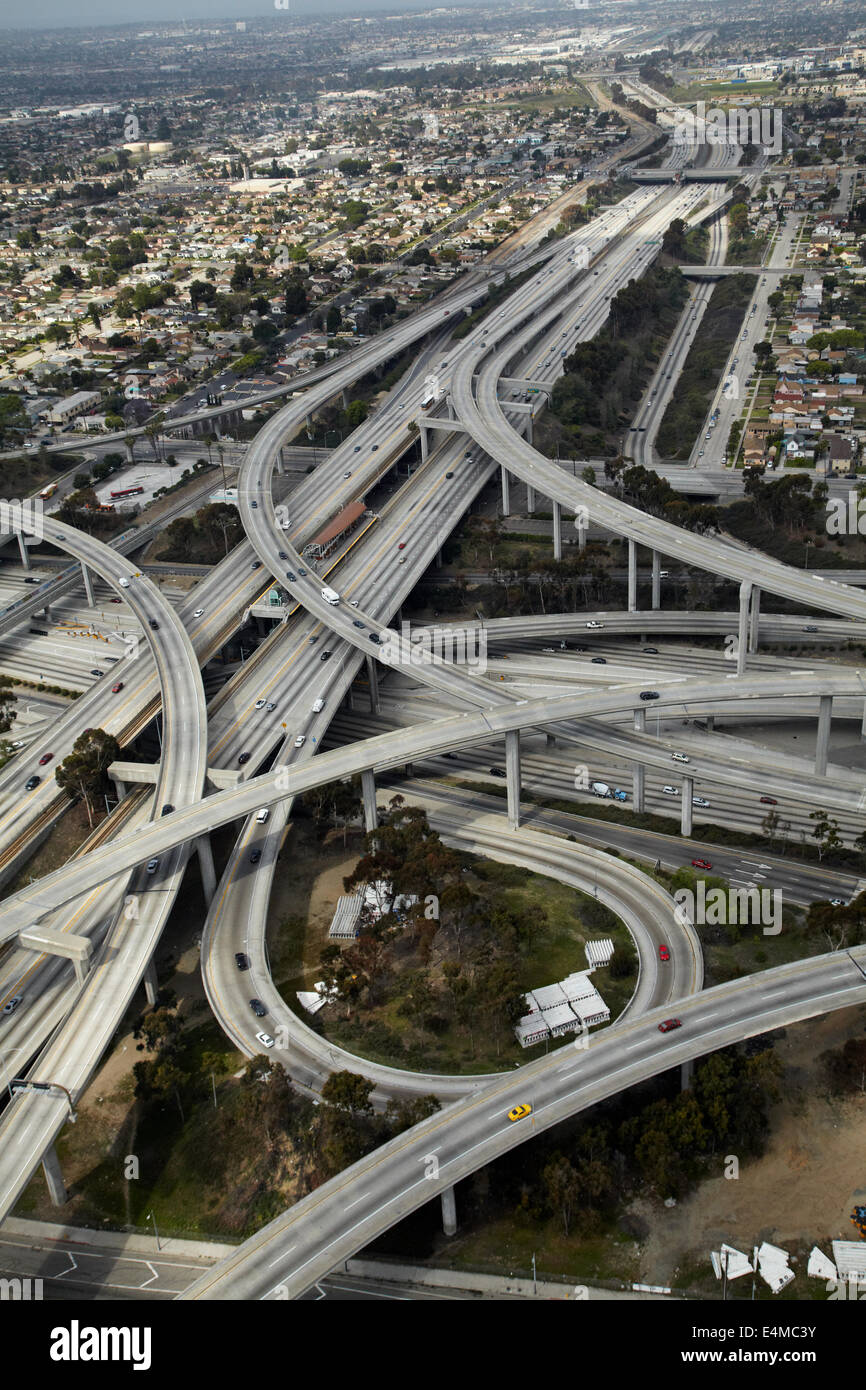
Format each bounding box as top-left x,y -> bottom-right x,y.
0,0 -> 500,32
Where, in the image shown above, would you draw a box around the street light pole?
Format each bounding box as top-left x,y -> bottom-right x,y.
147,1210 -> 161,1251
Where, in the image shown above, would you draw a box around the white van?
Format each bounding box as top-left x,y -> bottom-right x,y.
119,578 -> 131,589
321,586 -> 340,605
255,808 -> 269,824
312,698 -> 324,713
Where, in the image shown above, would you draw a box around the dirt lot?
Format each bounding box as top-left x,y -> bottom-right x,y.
634,1004 -> 866,1287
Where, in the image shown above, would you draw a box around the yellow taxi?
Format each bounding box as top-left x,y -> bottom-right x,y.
507,1103 -> 532,1123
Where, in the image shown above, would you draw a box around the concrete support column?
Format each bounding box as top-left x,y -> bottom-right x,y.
861,697 -> 866,740
525,412 -> 533,447
748,585 -> 761,654
627,539 -> 637,614
505,729 -> 521,830
632,761 -> 645,813
680,1059 -> 694,1092
552,501 -> 562,561
73,956 -> 90,988
815,694 -> 832,778
633,707 -> 646,733
196,835 -> 217,906
681,776 -> 693,837
706,715 -> 715,733
545,732 -> 556,747
275,449 -> 284,476
341,387 -> 350,410
111,777 -> 127,802
526,484 -> 536,513
41,1144 -> 68,1207
419,425 -> 429,462
576,514 -> 587,552
501,464 -> 510,517
441,1184 -> 457,1237
17,531 -> 31,571
651,550 -> 661,610
736,580 -> 751,676
361,768 -> 377,833
305,412 -> 312,431
366,655 -> 380,715
81,563 -> 94,608
143,959 -> 158,1007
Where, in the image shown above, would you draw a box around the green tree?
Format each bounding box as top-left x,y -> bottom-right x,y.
55,727 -> 121,826
321,1070 -> 375,1114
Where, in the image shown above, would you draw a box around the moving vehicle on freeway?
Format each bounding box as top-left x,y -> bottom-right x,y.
508,1103 -> 532,1123
658,1018 -> 682,1034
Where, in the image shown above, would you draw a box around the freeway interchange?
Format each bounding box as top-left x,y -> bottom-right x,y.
1,127 -> 865,1302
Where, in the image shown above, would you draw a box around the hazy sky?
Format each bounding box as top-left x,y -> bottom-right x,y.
0,0 -> 452,29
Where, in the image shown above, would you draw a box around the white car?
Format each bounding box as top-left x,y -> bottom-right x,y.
692,797 -> 710,808
585,620 -> 604,629
294,734 -> 306,748
662,785 -> 679,796
254,699 -> 266,711
193,607 -> 204,618
343,472 -> 352,480
671,752 -> 690,763
255,1032 -> 275,1049
350,599 -> 360,608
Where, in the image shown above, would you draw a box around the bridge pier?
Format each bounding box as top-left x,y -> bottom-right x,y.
111,776 -> 127,802
143,959 -> 158,1006
526,484 -> 536,513
41,1143 -> 68,1207
17,531 -> 31,571
196,835 -> 217,906
680,1059 -> 694,1091
681,777 -> 693,837
552,501 -> 562,561
651,550 -> 661,610
366,656 -> 380,715
419,424 -> 429,462
815,695 -> 832,778
275,449 -> 284,476
861,698 -> 866,740
341,387 -> 350,410
81,563 -> 94,608
628,539 -> 637,613
748,585 -> 761,654
705,715 -> 714,732
633,707 -> 646,734
361,768 -> 377,833
525,412 -> 533,447
576,514 -> 587,552
505,729 -> 521,830
500,465 -> 510,517
736,581 -> 751,675
632,761 -> 645,813
441,1184 -> 457,1237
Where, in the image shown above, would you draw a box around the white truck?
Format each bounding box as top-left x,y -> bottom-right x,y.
321,586 -> 340,606
591,781 -> 612,798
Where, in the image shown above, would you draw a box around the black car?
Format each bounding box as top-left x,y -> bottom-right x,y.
369,633 -> 381,644
320,650 -> 332,661
25,775 -> 40,791
161,803 -> 175,815
238,752 -> 251,765
235,952 -> 249,970
353,619 -> 365,629
643,647 -> 659,655
251,561 -> 261,570
148,619 -> 159,631
279,551 -> 288,560
640,691 -> 660,700
371,443 -> 379,451
90,669 -> 104,677
298,568 -> 307,577
445,471 -> 454,479
249,998 -> 267,1017
285,571 -> 297,582
591,657 -> 607,664
251,500 -> 258,509
249,849 -> 262,864
309,634 -> 319,644
489,767 -> 506,778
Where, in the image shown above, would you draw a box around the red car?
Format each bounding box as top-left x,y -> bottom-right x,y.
759,796 -> 777,805
397,542 -> 406,550
691,858 -> 712,870
658,1018 -> 682,1034
658,944 -> 670,962
38,753 -> 53,766
111,682 -> 124,694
